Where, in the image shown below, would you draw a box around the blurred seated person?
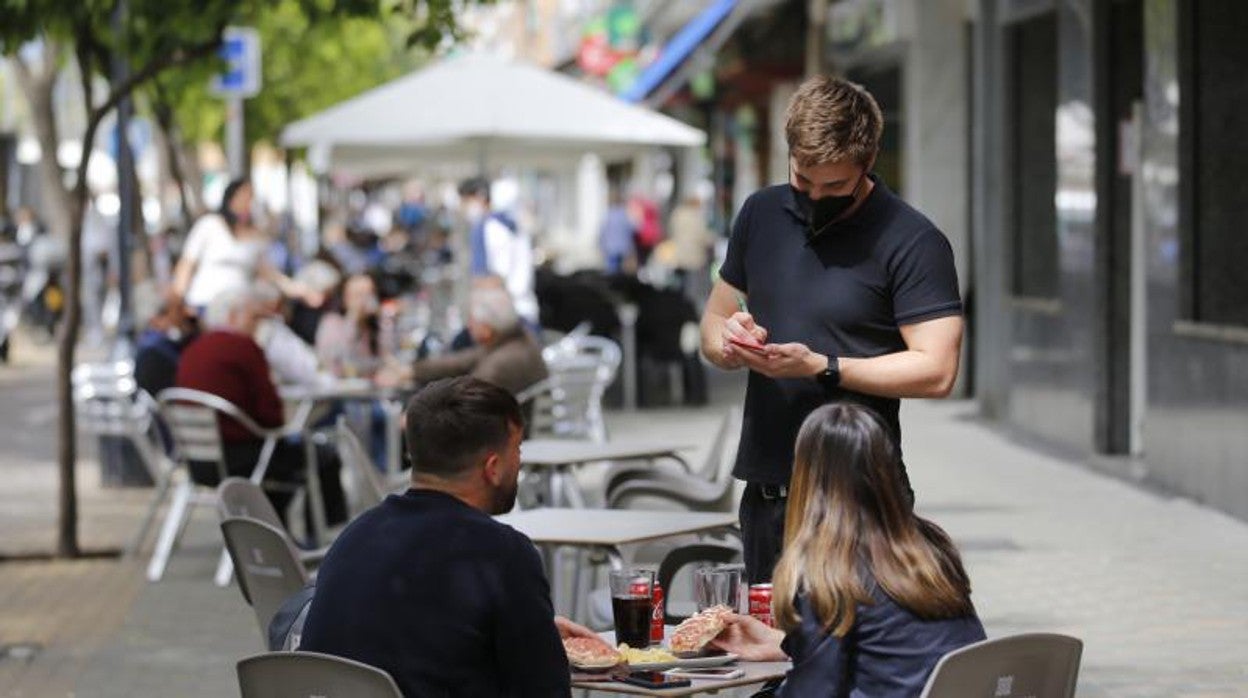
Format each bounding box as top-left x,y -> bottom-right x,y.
315,273 -> 392,379
253,281 -> 333,389
300,377 -> 604,696
377,287 -> 546,395
287,257 -> 343,346
708,404 -> 985,697
175,288 -> 347,529
134,291 -> 199,397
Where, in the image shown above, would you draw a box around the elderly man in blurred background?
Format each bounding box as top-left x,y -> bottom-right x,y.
378,286 -> 546,396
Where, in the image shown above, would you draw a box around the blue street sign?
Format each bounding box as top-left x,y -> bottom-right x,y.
211,27 -> 261,98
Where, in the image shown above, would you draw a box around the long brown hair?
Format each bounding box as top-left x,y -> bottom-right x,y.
772,404 -> 974,637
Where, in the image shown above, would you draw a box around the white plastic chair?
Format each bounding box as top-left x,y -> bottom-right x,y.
919,633 -> 1083,698
606,408 -> 741,513
71,361 -> 174,558
334,416 -> 406,514
237,651 -> 402,698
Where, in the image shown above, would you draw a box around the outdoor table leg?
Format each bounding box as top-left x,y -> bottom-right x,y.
558,465 -> 587,508
383,399 -> 402,475
303,434 -> 328,546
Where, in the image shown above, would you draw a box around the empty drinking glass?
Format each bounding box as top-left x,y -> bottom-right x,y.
693,565 -> 741,612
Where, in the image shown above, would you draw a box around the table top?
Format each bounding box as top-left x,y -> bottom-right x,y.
496,508 -> 737,547
571,629 -> 789,696
280,379 -> 389,402
520,439 -> 693,467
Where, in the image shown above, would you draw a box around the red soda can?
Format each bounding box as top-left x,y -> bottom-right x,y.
649,582 -> 665,644
748,583 -> 774,627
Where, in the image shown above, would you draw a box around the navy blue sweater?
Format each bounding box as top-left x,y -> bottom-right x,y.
776,584 -> 985,697
299,489 -> 570,697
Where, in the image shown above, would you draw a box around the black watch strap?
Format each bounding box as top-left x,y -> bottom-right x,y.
816,356 -> 841,390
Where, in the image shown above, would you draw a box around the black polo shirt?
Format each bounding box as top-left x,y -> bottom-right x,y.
719,176 -> 961,485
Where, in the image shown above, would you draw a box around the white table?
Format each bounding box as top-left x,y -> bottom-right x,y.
497,508 -> 739,619
521,439 -> 693,508
571,628 -> 790,696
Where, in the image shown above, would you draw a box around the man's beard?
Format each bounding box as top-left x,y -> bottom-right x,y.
490,481 -> 519,515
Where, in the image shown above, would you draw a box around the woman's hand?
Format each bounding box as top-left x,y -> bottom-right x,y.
709,614 -> 788,662
554,616 -> 610,647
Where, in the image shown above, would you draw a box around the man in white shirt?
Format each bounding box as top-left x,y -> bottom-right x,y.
458,178 -> 538,329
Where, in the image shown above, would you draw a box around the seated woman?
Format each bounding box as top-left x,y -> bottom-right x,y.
711,403 -> 986,697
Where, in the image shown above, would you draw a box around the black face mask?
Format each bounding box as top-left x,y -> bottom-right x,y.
792,173 -> 867,240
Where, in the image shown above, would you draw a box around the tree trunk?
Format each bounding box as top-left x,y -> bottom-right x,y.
12,45 -> 74,242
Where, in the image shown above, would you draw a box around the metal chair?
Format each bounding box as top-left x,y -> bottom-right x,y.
217,478 -> 328,573
334,416 -> 406,514
71,361 -> 174,557
606,408 -> 741,513
518,358 -> 610,442
602,408 -> 736,499
657,543 -> 742,625
919,633 -> 1083,698
154,387 -> 287,584
237,651 -> 402,698
220,516 -> 310,644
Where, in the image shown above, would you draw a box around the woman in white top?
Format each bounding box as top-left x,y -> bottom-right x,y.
172,179 -> 321,311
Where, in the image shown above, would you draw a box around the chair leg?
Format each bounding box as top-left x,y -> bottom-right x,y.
304,438 -> 327,546
213,548 -> 234,588
125,468 -> 172,557
146,480 -> 193,582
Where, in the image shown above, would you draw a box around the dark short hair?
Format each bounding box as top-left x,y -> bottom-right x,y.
404,377 -> 523,477
219,177 -> 251,230
458,177 -> 491,201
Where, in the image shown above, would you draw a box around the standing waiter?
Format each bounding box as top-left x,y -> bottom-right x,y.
700,76 -> 964,583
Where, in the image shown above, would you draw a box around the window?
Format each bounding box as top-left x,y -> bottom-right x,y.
1008,11 -> 1059,298
1181,0 -> 1248,326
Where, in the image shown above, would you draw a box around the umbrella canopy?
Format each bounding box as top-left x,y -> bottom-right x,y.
280,53 -> 706,173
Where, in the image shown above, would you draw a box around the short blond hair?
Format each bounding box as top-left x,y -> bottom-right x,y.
785,76 -> 883,168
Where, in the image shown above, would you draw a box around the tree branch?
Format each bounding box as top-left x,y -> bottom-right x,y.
90,27 -> 227,131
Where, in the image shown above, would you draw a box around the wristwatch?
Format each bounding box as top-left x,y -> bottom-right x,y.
816,355 -> 841,390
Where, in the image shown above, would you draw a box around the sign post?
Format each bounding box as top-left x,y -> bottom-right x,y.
211,27 -> 261,179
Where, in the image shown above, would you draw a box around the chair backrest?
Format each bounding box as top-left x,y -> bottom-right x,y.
157,387 -> 279,484
220,517 -> 310,640
217,477 -> 285,530
697,407 -> 740,483
237,651 -> 403,698
656,543 -> 742,625
72,361 -> 167,480
518,358 -> 609,442
919,633 -> 1083,698
335,416 -> 388,511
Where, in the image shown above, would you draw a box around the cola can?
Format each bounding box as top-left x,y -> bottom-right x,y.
650,582 -> 665,644
748,583 -> 774,627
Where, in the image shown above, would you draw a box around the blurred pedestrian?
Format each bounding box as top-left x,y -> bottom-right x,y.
668,195 -> 715,297
600,191 -> 635,274
458,177 -> 538,328
172,179 -> 324,313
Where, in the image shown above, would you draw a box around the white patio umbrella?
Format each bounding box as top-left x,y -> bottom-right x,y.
280,52 -> 706,175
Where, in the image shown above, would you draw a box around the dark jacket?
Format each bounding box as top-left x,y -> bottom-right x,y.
299,489 -> 570,697
776,583 -> 986,697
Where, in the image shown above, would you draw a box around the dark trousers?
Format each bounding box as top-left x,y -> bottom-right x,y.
739,462 -> 915,584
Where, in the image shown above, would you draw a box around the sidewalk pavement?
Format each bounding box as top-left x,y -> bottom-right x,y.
1,359 -> 1246,697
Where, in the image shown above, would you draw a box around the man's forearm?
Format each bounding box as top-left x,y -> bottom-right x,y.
835,349 -> 958,399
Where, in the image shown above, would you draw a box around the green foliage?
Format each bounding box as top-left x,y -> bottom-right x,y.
153,0 -> 431,148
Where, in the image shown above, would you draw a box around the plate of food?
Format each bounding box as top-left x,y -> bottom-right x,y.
564,637 -> 622,673
618,606 -> 739,670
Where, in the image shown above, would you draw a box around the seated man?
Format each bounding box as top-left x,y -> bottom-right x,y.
175,288 -> 346,528
378,286 -> 547,395
299,377 -> 595,696
134,291 -> 198,397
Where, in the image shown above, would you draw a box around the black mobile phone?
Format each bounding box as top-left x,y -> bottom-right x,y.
617,670 -> 693,689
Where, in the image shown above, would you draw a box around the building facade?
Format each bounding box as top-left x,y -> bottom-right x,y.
971,0 -> 1248,521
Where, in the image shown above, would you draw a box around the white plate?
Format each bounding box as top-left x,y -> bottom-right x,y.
629,653 -> 738,672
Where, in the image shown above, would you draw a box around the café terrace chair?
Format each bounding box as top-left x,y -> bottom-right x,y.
919,633 -> 1083,698
605,408 -> 741,514
155,388 -> 287,584
237,651 -> 402,698
518,357 -> 610,443
602,407 -> 737,500
334,416 -> 406,513
220,516 -> 310,644
71,361 -> 174,558
216,478 -> 328,577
